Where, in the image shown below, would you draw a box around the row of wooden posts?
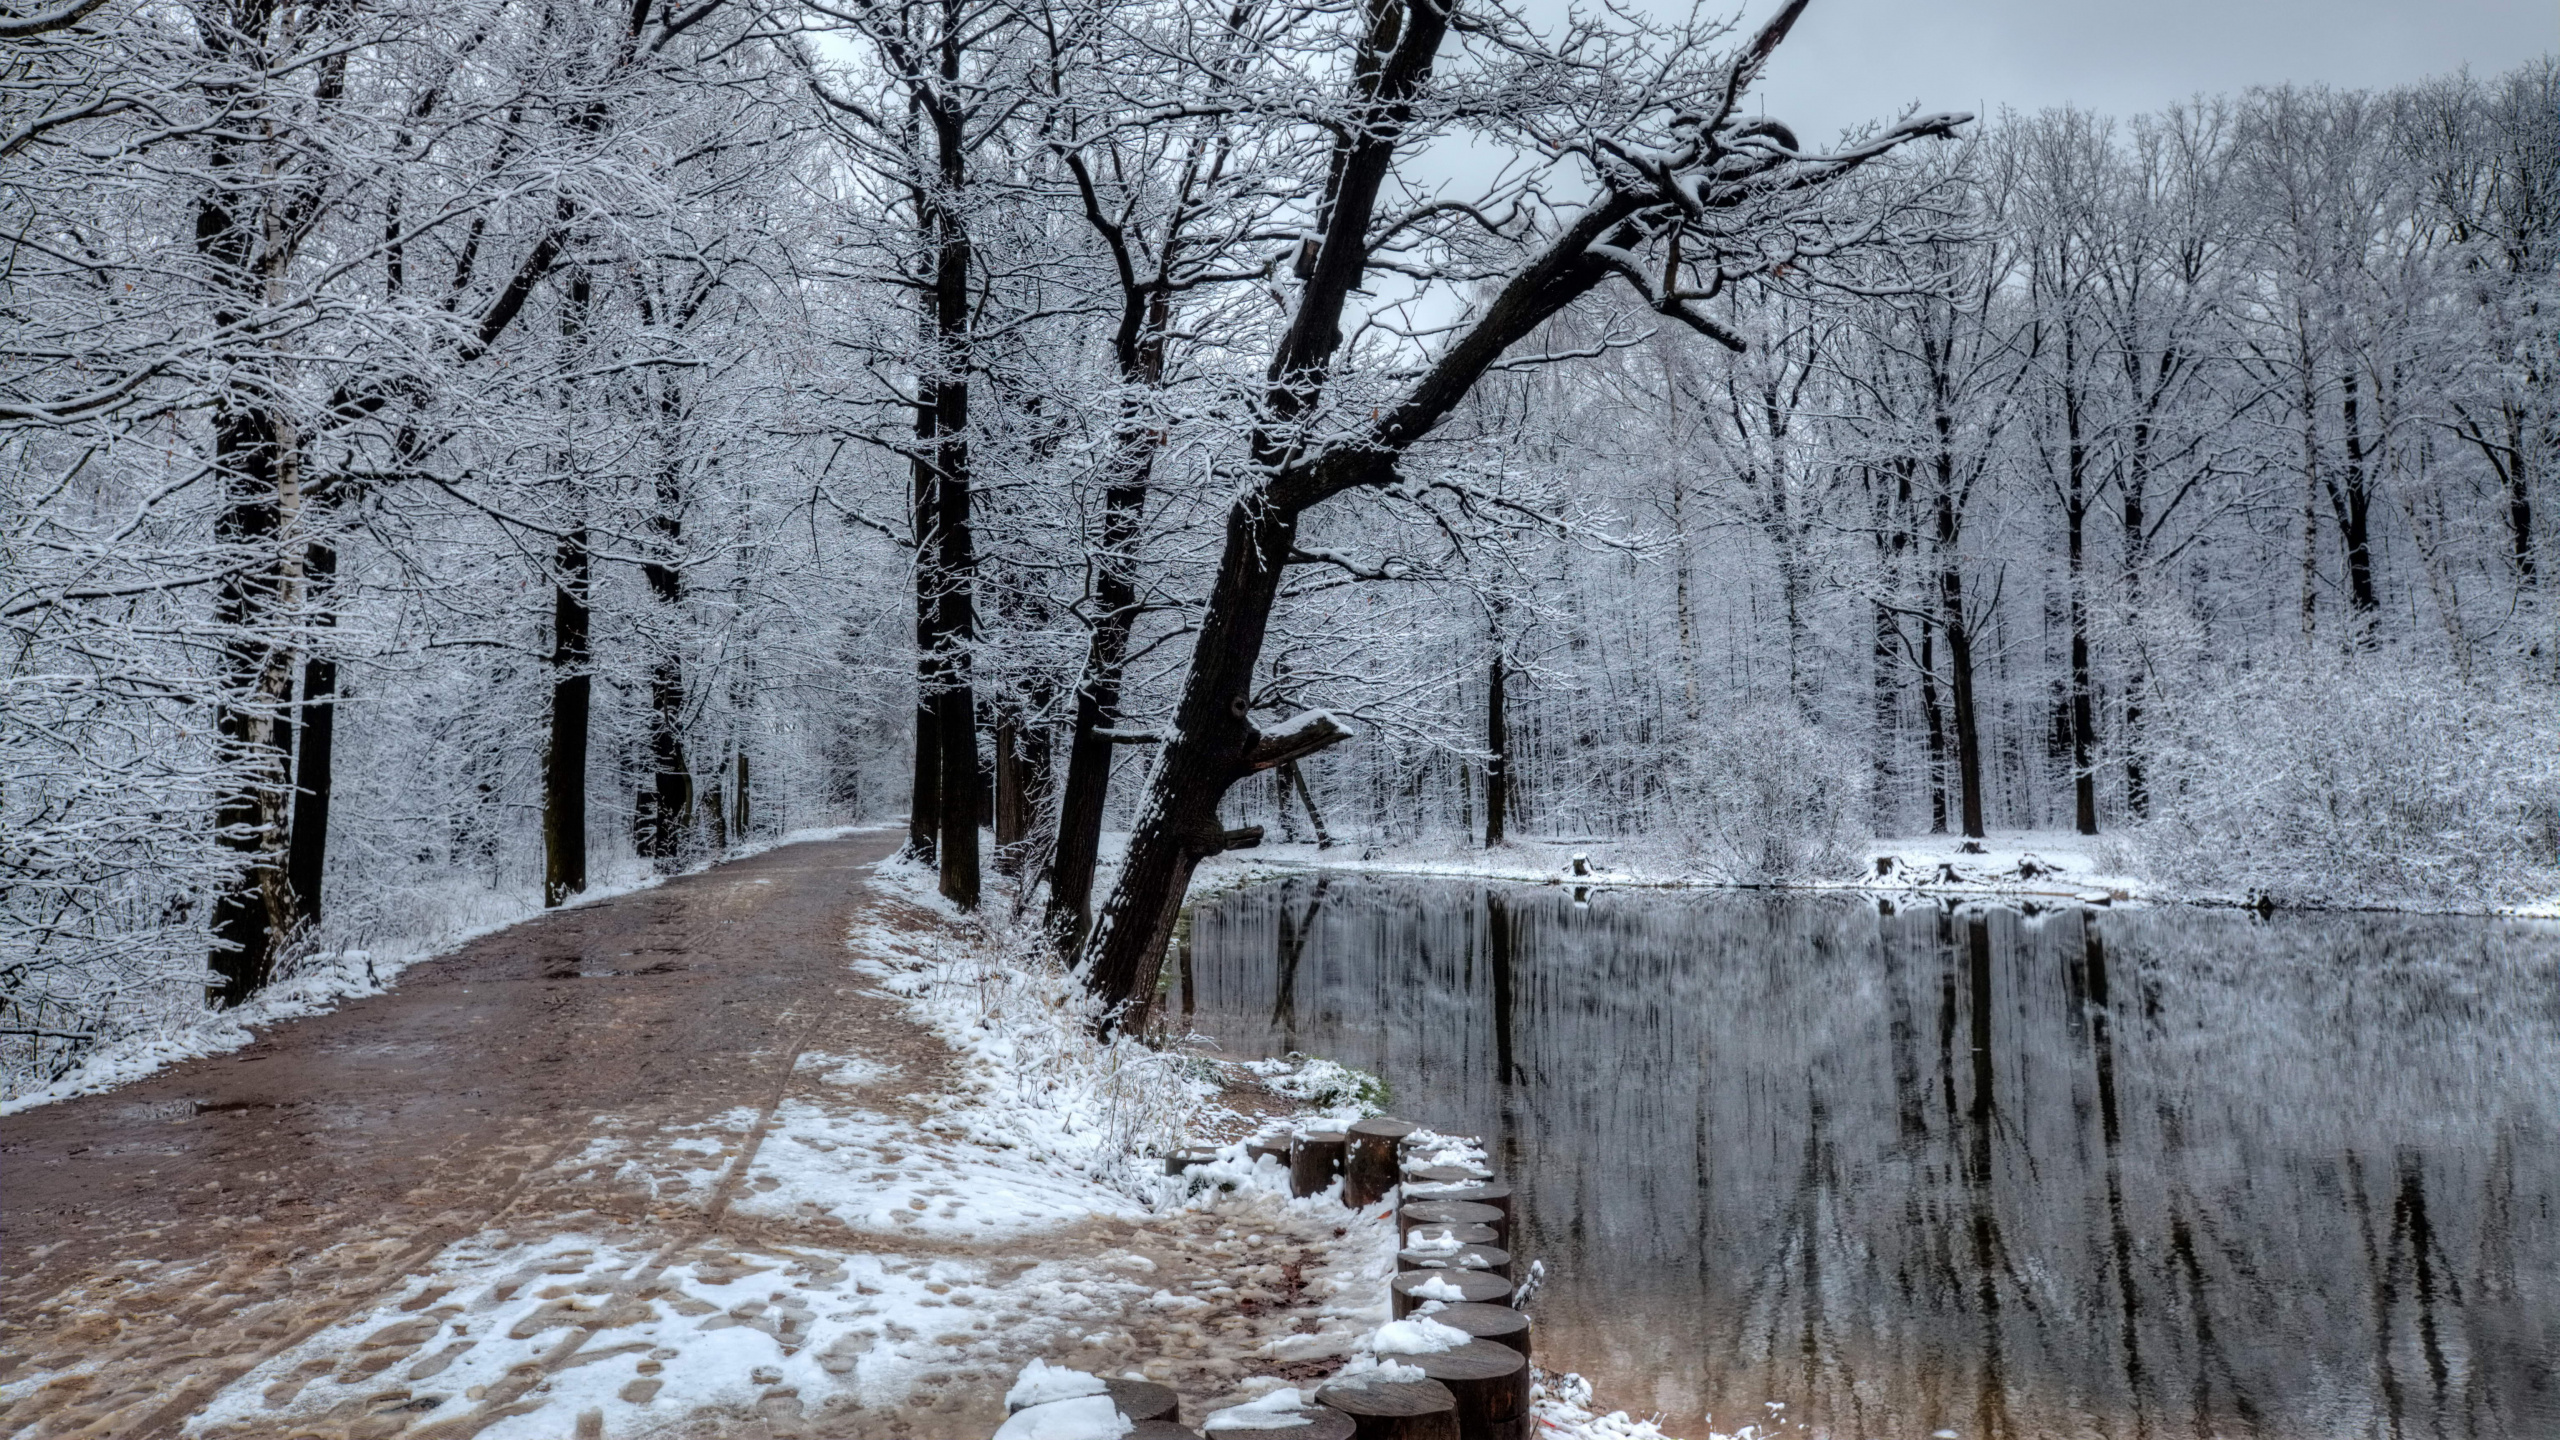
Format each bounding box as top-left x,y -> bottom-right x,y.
1002,1116 -> 1535,1440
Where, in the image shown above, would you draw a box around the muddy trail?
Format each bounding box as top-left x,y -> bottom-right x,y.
0,834 -> 1378,1440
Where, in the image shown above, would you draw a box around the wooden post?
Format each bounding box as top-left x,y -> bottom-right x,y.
1405,1340 -> 1530,1440
1346,1117 -> 1417,1207
1417,1302 -> 1529,1359
1390,1268 -> 1511,1318
1314,1375 -> 1460,1440
1290,1131 -> 1348,1198
1106,1378 -> 1180,1424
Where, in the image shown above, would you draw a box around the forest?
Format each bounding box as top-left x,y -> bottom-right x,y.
6,0 -> 2556,1091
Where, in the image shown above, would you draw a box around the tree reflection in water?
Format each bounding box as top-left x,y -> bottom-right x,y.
1183,879 -> 2560,1440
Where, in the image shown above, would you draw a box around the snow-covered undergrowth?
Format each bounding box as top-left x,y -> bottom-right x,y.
2124,661 -> 2560,911
857,852 -> 1232,1199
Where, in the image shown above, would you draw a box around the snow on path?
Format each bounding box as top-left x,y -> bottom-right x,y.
148,862 -> 1400,1440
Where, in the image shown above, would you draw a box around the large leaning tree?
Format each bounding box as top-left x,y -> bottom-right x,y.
1075,0 -> 1965,1030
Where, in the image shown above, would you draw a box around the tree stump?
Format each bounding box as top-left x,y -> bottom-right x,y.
1404,1340 -> 1530,1440
1398,1199 -> 1504,1249
1246,1134 -> 1293,1167
1400,1181 -> 1510,1221
1200,1400 -> 1357,1440
1291,1131 -> 1349,1198
1402,1222 -> 1498,1249
1415,1301 -> 1529,1359
1164,1146 -> 1220,1176
1127,1424 -> 1201,1440
1396,1244 -> 1512,1281
1390,1268 -> 1511,1318
1313,1374 -> 1460,1440
1346,1117 -> 1418,1207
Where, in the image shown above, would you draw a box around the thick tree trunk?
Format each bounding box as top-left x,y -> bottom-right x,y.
1941,568 -> 1987,840
544,527 -> 591,904
2335,368 -> 2379,624
1918,618 -> 1949,834
207,404 -> 302,1005
1045,283 -> 1167,949
1079,499 -> 1300,1031
2063,384 -> 2098,836
288,541 -> 338,924
908,452 -> 941,862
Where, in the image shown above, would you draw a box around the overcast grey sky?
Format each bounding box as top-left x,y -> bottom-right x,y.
1742,0 -> 2551,139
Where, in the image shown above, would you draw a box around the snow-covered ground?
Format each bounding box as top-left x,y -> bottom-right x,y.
1195,826 -> 2560,918
1192,828 -> 2142,905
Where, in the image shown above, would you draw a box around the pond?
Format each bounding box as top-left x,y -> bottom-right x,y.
1175,875 -> 2560,1440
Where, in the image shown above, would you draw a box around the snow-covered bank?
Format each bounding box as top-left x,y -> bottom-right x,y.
1183,828 -> 2559,918
871,856 -> 1716,1440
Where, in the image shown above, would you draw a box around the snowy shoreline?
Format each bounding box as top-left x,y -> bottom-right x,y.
1189,829 -> 2560,920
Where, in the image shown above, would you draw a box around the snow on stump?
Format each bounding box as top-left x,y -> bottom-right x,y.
1246,1133 -> 1292,1167
1004,1363 -> 1180,1430
1345,1117 -> 1418,1207
1401,1180 -> 1510,1221
1412,1302 -> 1529,1359
1290,1130 -> 1349,1199
1403,1222 -> 1497,1250
1202,1387 -> 1356,1440
995,1394 -> 1138,1440
1400,1163 -> 1487,1186
1312,1371 -> 1459,1440
1390,1268 -> 1510,1318
1396,1243 -> 1512,1281
1398,1199 -> 1504,1250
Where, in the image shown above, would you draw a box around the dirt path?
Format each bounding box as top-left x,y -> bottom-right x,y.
0,834 -> 1381,1440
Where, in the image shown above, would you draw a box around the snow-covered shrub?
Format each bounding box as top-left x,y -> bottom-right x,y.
1249,1053 -> 1391,1111
2129,658 -> 2560,908
1660,705 -> 1860,883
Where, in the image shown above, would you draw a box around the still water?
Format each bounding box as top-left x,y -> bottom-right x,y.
1176,877 -> 2560,1440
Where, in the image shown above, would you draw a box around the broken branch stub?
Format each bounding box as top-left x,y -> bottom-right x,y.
1242,712 -> 1351,776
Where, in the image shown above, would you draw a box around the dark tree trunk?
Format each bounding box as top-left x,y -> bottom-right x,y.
1286,760 -> 1334,849
2335,368 -> 2380,624
2121,413 -> 2151,819
1935,471 -> 1986,839
1919,617 -> 1949,834
1484,645 -> 1508,847
288,541 -> 338,924
911,77 -> 982,909
1079,498 -> 1301,1028
544,528 -> 592,904
2063,383 -> 2098,836
1045,281 -> 1170,951
908,450 -> 941,863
